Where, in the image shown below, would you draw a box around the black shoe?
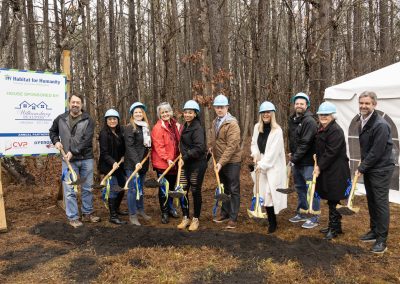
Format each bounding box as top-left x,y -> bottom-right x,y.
168,209 -> 179,218
161,213 -> 169,224
371,241 -> 387,254
324,228 -> 338,240
109,216 -> 127,225
319,227 -> 330,234
360,231 -> 376,242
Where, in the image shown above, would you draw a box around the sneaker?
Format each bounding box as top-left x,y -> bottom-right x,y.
137,209 -> 152,221
301,219 -> 319,229
213,215 -> 229,223
129,214 -> 141,226
360,230 -> 377,242
177,216 -> 190,229
188,218 -> 199,231
289,214 -> 307,223
371,241 -> 387,254
169,208 -> 179,218
69,219 -> 83,228
225,220 -> 237,229
81,214 -> 101,223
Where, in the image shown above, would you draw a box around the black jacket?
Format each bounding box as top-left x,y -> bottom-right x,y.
315,120 -> 350,201
124,123 -> 149,174
179,118 -> 207,167
358,111 -> 394,174
288,109 -> 317,166
49,111 -> 94,161
98,126 -> 125,175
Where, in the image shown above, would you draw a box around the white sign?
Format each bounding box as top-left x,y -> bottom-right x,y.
0,69 -> 66,157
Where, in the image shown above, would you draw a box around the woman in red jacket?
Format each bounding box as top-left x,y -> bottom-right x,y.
151,102 -> 184,224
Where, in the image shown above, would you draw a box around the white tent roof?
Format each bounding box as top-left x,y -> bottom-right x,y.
325,62 -> 400,100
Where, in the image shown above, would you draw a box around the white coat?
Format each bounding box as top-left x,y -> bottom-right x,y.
250,123 -> 287,214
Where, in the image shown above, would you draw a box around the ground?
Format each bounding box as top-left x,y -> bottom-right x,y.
0,156 -> 400,283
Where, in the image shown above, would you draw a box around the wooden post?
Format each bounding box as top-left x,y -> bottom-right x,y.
57,50 -> 71,210
0,159 -> 7,232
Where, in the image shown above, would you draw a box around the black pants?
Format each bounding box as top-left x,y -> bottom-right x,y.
180,160 -> 207,218
156,170 -> 187,214
219,162 -> 241,221
364,169 -> 394,243
327,200 -> 341,230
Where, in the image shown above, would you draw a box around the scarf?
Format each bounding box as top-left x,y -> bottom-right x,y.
135,120 -> 151,147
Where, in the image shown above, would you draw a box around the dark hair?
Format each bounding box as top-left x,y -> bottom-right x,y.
68,94 -> 84,102
102,117 -> 122,136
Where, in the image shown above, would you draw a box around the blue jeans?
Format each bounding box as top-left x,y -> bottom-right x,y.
293,165 -> 320,222
62,159 -> 94,221
125,170 -> 146,215
101,175 -> 123,200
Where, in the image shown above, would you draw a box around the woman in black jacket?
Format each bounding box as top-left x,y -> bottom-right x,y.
124,102 -> 152,226
99,109 -> 127,224
314,102 -> 351,240
176,100 -> 207,231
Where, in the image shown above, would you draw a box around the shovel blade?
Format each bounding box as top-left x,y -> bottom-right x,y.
169,190 -> 185,199
67,177 -> 85,186
247,209 -> 267,219
144,179 -> 161,188
276,187 -> 296,194
91,184 -> 105,190
215,193 -> 230,202
336,205 -> 357,216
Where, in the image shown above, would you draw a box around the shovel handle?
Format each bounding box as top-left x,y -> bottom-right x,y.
60,148 -> 75,175
211,153 -> 222,187
346,161 -> 361,208
306,154 -> 320,215
175,156 -> 183,188
124,151 -> 151,189
286,162 -> 292,188
100,157 -> 124,185
157,155 -> 181,182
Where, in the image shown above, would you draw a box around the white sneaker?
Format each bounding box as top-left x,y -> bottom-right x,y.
129,214 -> 141,226
138,209 -> 152,221
188,218 -> 199,231
301,219 -> 319,229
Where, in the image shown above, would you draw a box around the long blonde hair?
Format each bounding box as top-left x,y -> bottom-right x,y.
258,111 -> 280,133
130,107 -> 150,130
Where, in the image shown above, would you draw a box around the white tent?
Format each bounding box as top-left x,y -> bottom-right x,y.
324,62 -> 400,204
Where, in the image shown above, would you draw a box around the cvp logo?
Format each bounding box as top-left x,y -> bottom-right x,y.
5,141 -> 28,151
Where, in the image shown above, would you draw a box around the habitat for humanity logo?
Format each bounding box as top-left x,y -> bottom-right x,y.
5,141 -> 28,152
15,101 -> 52,120
4,74 -> 62,85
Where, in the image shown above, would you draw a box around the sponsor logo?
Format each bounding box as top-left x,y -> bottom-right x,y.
14,101 -> 52,121
5,141 -> 28,151
34,140 -> 54,148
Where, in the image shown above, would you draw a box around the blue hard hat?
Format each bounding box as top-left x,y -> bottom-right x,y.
259,101 -> 276,113
292,92 -> 310,106
317,101 -> 336,114
213,94 -> 229,106
129,102 -> 146,113
183,100 -> 200,113
104,109 -> 120,119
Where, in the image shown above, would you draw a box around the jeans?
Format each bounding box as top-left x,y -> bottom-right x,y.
125,170 -> 146,215
62,159 -> 94,221
293,165 -> 320,222
364,169 -> 394,243
102,171 -> 125,200
219,162 -> 241,221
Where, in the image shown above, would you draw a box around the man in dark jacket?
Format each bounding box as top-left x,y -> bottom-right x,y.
288,92 -> 320,229
356,91 -> 394,254
49,94 -> 99,228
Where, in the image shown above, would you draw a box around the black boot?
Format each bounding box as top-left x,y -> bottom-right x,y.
109,198 -> 127,225
115,191 -> 128,216
159,188 -> 169,224
324,228 -> 338,240
266,206 -> 277,234
324,201 -> 342,240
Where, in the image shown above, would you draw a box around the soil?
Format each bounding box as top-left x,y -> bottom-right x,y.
0,156 -> 399,283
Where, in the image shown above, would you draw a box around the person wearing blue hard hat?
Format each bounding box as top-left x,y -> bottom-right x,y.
210,94 -> 242,229
124,102 -> 152,225
288,92 -> 320,229
314,101 -> 350,240
176,100 -> 207,231
250,101 -> 287,233
98,108 -> 127,225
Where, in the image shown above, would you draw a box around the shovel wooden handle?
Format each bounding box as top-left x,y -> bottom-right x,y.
124,151 -> 151,189
100,157 -> 124,185
211,153 -> 222,187
286,162 -> 292,188
60,148 -> 76,176
346,161 -> 361,207
157,155 -> 181,182
175,156 -> 183,188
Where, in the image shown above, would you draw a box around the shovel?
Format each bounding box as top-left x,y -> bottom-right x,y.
123,151 -> 151,190
299,154 -> 321,215
336,165 -> 361,215
144,155 -> 181,188
212,153 -> 230,202
247,168 -> 267,219
92,157 -> 124,190
168,156 -> 186,199
276,162 -> 295,194
60,148 -> 85,186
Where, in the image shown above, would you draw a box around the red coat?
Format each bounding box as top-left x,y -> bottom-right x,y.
151,118 -> 181,171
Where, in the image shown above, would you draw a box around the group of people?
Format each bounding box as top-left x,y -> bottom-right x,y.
49,90 -> 394,254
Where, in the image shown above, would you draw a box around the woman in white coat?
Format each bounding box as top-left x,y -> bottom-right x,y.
250,101 -> 287,233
